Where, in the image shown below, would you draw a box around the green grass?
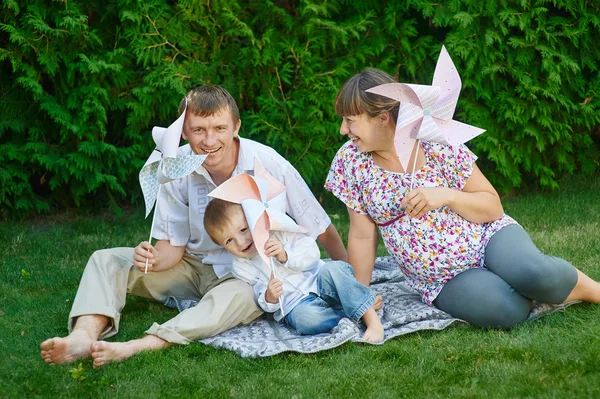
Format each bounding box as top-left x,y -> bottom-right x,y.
1,176 -> 600,398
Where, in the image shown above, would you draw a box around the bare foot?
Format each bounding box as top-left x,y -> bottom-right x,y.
362,324 -> 385,343
90,341 -> 135,368
373,295 -> 383,311
90,335 -> 169,368
361,308 -> 385,343
40,330 -> 93,365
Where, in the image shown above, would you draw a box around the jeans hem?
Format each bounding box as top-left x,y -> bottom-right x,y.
348,294 -> 376,323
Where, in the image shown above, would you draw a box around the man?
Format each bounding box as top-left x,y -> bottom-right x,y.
40,85 -> 347,367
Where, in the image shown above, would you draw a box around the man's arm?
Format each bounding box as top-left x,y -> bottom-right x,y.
317,223 -> 348,262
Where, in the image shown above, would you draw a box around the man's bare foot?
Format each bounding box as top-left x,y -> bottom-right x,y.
373,295 -> 383,311
361,307 -> 384,343
90,341 -> 135,368
40,330 -> 93,365
90,335 -> 169,368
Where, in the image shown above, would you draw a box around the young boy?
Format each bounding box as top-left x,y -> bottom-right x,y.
204,198 -> 385,343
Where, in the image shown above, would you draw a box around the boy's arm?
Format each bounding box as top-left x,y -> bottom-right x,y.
273,231 -> 321,271
232,258 -> 280,313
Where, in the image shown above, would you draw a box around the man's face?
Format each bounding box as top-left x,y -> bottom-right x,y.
213,207 -> 257,259
182,107 -> 241,170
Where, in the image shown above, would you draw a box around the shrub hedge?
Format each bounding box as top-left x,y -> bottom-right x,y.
1,0 -> 599,214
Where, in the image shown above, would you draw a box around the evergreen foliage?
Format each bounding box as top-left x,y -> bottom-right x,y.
1,0 -> 599,214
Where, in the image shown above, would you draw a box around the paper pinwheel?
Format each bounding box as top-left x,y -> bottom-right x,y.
138,99 -> 207,272
139,99 -> 207,218
366,45 -> 485,172
207,159 -> 308,267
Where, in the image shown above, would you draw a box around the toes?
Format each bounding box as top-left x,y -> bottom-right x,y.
40,338 -> 55,351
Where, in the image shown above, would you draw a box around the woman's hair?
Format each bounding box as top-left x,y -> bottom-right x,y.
204,198 -> 244,244
335,68 -> 399,122
178,85 -> 240,122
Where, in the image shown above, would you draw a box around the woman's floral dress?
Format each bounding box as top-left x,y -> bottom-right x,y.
325,140 -> 517,305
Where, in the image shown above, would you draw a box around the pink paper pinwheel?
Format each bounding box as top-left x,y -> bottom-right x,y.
207,159 -> 307,267
366,45 -> 485,172
138,99 -> 207,272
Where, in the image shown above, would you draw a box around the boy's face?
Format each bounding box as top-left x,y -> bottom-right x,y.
214,207 -> 257,259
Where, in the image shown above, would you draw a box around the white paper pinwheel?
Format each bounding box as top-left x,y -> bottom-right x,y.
138,99 -> 207,272
366,45 -> 485,171
207,159 -> 308,267
139,99 -> 207,218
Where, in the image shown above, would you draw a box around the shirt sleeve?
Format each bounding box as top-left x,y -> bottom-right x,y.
431,142 -> 478,191
324,141 -> 368,215
232,257 -> 279,313
152,178 -> 191,246
273,231 -> 321,271
257,150 -> 332,240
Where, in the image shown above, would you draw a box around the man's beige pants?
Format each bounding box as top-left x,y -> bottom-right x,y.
67,248 -> 262,344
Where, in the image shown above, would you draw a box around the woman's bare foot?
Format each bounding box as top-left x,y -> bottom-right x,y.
361,308 -> 385,343
40,330 -> 93,365
90,335 -> 169,368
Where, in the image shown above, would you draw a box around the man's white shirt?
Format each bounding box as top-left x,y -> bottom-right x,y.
152,137 -> 332,277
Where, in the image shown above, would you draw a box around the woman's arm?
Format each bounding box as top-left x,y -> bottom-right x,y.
402,164 -> 503,224
347,207 -> 379,286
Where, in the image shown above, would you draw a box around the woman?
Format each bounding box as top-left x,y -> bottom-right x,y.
325,68 -> 600,328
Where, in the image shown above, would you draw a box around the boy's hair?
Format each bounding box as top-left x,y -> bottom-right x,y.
178,85 -> 240,122
334,68 -> 399,122
204,198 -> 244,244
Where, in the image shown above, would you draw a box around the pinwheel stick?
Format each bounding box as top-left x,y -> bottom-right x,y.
270,257 -> 285,316
144,185 -> 162,274
409,140 -> 420,190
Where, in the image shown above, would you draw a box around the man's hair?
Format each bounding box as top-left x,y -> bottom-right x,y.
178,85 -> 240,122
334,68 -> 399,122
204,198 -> 244,244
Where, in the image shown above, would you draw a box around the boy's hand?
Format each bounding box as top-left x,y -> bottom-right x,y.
266,273 -> 283,304
265,237 -> 288,263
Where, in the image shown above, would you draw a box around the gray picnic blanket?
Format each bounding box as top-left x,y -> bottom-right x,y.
164,256 -> 574,357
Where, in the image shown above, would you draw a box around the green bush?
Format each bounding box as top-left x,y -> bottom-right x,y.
1,0 -> 599,215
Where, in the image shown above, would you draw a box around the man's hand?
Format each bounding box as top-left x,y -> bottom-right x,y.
264,237 -> 287,263
265,273 -> 283,304
133,241 -> 157,273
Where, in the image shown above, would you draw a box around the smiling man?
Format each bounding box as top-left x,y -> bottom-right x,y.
40,85 -> 347,367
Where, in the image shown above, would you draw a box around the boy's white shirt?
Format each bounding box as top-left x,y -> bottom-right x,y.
232,230 -> 324,321
150,138 -> 331,278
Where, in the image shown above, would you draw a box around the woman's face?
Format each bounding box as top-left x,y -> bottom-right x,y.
339,113 -> 390,153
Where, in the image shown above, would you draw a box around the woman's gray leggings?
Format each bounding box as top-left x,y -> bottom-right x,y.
433,224 -> 578,329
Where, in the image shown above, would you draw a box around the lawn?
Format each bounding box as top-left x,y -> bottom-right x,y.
1,176 -> 600,398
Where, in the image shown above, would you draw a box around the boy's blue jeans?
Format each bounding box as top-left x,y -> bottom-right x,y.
284,260 -> 376,335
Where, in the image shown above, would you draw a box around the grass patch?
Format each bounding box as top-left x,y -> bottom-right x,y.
1,176 -> 599,398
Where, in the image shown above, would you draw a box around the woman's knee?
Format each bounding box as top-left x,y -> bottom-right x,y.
471,293 -> 531,329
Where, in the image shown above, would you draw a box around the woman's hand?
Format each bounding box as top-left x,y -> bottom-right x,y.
265,237 -> 288,263
401,187 -> 451,219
